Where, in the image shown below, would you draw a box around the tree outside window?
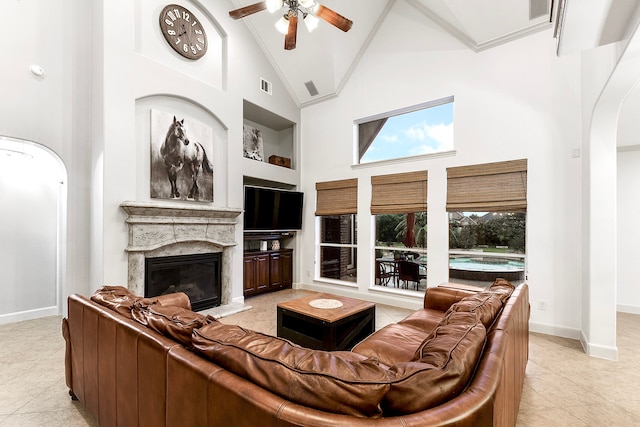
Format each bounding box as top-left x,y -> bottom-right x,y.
449,212 -> 525,287
375,212 -> 427,290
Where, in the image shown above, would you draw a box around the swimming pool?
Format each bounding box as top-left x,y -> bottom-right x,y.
449,256 -> 525,281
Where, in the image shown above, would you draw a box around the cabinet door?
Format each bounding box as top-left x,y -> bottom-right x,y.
243,256 -> 257,296
281,251 -> 292,289
244,254 -> 270,296
255,255 -> 270,292
269,252 -> 282,290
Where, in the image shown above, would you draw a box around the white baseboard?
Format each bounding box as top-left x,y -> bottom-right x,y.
529,321 -> 581,340
580,330 -> 618,361
617,304 -> 640,315
528,321 -> 618,360
0,306 -> 59,325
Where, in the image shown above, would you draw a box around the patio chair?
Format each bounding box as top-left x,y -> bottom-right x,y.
397,260 -> 425,290
376,260 -> 396,286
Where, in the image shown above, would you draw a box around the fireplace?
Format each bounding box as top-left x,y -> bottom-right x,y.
120,201 -> 242,308
145,253 -> 221,311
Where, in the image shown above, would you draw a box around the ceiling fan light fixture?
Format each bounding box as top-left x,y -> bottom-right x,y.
275,15 -> 290,34
266,0 -> 284,13
303,13 -> 319,32
299,0 -> 317,9
228,1 -> 352,50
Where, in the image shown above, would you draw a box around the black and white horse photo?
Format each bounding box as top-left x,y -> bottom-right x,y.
151,111 -> 214,201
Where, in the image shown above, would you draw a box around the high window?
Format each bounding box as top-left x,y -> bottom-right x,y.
315,179 -> 358,283
357,97 -> 454,164
446,160 -> 527,287
372,171 -> 428,292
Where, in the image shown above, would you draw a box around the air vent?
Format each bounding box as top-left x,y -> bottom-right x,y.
260,78 -> 272,95
304,80 -> 319,97
529,0 -> 549,20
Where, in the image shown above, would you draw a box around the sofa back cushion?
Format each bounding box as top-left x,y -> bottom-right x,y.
90,286 -> 141,319
91,286 -> 194,320
385,312 -> 486,415
192,322 -> 390,418
131,303 -> 217,347
442,279 -> 515,329
489,278 -> 516,303
446,292 -> 504,329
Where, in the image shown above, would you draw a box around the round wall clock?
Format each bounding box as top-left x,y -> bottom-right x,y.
159,4 -> 208,60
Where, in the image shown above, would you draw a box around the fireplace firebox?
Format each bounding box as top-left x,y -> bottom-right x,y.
145,253 -> 221,311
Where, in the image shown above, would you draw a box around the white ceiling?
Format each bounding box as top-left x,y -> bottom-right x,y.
229,0 -> 640,109
228,0 -> 553,106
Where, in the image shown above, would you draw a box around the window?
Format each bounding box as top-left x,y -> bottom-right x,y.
357,97 -> 454,164
319,214 -> 357,282
449,212 -> 525,286
375,212 -> 427,290
371,171 -> 428,291
446,160 -> 527,287
316,179 -> 358,282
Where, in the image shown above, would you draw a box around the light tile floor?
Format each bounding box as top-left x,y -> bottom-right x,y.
0,289 -> 638,426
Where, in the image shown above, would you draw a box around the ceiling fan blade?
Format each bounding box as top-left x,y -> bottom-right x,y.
284,13 -> 298,50
229,2 -> 267,19
314,4 -> 353,32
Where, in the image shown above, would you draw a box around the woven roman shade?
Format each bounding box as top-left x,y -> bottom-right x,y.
446,159 -> 527,212
315,179 -> 358,216
370,171 -> 428,214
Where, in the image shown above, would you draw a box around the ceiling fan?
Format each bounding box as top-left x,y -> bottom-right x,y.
229,0 -> 353,50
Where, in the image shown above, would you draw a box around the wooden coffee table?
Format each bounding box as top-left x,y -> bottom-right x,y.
277,293 -> 375,351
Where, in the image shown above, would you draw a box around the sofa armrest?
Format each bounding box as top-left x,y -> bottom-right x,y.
61,317 -> 73,392
423,286 -> 478,311
147,292 -> 191,310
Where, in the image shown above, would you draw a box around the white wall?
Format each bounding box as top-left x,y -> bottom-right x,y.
617,149 -> 640,313
1,0 -> 300,309
0,138 -> 65,322
616,78 -> 640,314
95,0 -> 301,302
0,0 -> 93,302
297,1 -> 584,335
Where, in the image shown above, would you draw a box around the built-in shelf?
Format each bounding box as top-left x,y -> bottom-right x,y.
243,99 -> 296,171
244,231 -> 296,241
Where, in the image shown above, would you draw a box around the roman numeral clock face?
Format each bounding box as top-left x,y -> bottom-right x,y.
159,4 -> 208,60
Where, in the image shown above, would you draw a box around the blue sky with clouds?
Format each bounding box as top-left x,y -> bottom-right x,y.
361,101 -> 454,163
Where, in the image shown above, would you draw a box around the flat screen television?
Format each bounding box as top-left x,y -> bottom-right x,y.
243,186 -> 304,231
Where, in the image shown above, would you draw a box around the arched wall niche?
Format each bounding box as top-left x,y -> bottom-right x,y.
135,95 -> 229,207
0,135 -> 68,324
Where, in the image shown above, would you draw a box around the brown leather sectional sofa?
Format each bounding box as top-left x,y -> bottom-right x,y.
62,279 -> 529,426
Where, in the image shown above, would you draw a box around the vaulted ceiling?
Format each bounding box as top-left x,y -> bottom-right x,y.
228,0 -> 640,108
228,0 -> 553,106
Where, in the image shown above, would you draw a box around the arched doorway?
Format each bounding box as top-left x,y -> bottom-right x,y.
0,136 -> 67,324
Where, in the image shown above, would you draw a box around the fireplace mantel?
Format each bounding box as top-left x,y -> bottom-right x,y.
121,201 -> 242,251
120,201 -> 243,303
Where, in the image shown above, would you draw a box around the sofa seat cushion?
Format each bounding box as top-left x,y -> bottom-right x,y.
384,312 -> 486,415
351,323 -> 431,366
131,303 -> 217,347
192,322 -> 391,418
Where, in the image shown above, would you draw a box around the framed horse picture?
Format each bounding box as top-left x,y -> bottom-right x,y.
150,110 -> 214,202
243,124 -> 264,161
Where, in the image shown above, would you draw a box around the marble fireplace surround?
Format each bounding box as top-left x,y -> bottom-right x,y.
120,201 -> 242,307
